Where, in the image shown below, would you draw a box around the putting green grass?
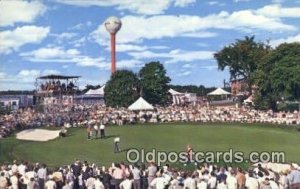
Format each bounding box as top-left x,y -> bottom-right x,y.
0,123 -> 299,168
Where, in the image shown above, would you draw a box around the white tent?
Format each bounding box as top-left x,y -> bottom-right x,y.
168,88 -> 183,95
208,87 -> 231,95
128,97 -> 154,111
85,85 -> 105,96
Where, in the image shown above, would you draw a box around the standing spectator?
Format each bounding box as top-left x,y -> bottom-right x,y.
27,177 -> 38,189
0,172 -> 8,189
260,178 -> 272,189
95,176 -> 105,189
208,172 -> 217,189
217,168 -> 227,184
94,123 -> 99,139
226,170 -> 237,189
10,173 -> 19,189
132,164 -> 141,189
236,168 -> 246,189
45,176 -> 57,189
147,162 -> 157,189
113,164 -> 124,189
38,164 -> 47,189
197,178 -> 208,189
120,174 -> 133,189
289,165 -> 300,189
245,171 -> 259,189
150,171 -> 168,189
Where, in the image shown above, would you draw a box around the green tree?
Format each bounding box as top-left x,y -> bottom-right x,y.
254,42 -> 300,110
214,36 -> 271,94
104,70 -> 139,107
139,61 -> 171,105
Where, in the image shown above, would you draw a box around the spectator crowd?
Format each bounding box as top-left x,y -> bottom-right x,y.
1,104 -> 299,138
0,160 -> 300,189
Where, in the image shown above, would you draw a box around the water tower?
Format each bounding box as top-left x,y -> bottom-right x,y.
104,16 -> 122,74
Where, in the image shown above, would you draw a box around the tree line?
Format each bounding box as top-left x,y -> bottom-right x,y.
214,36 -> 300,110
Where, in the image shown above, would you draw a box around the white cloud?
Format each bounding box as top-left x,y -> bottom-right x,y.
177,71 -> 192,77
128,49 -> 214,63
117,59 -> 143,69
182,63 -> 195,68
0,26 -> 50,54
20,47 -> 80,59
51,32 -> 78,44
92,11 -> 295,46
174,0 -> 195,7
272,0 -> 285,3
0,72 -> 6,80
55,0 -> 194,15
70,21 -> 93,30
20,46 -> 142,70
0,1 -> 46,27
20,46 -> 104,68
71,37 -> 87,47
199,65 -> 218,70
181,31 -> 218,38
270,34 -> 300,47
114,44 -> 148,52
207,1 -> 225,6
233,0 -> 250,2
257,4 -> 300,18
0,69 -> 62,90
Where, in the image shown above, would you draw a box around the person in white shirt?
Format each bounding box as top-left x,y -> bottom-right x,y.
269,179 -> 279,189
38,164 -> 47,189
11,160 -> 18,174
184,173 -> 196,189
95,176 -> 105,189
169,173 -> 180,189
120,175 -> 133,189
10,173 -> 19,189
94,124 -> 99,139
245,172 -> 259,189
226,171 -> 237,189
150,171 -> 168,189
86,176 -> 96,189
100,124 -> 105,139
208,172 -> 217,189
197,179 -> 208,189
18,162 -> 27,176
45,176 -> 57,189
278,172 -> 288,189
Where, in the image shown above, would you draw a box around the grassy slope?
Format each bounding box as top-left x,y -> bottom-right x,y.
0,123 -> 299,167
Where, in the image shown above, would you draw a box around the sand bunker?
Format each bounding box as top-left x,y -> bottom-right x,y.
16,129 -> 60,142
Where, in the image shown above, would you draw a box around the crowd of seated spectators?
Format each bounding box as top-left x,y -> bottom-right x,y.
39,81 -> 76,93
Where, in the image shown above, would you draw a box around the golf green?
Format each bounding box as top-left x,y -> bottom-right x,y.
0,123 -> 299,168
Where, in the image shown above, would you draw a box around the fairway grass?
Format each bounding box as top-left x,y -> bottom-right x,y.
0,123 -> 299,167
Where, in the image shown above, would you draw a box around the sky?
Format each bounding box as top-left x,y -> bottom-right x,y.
1,0 -> 300,90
